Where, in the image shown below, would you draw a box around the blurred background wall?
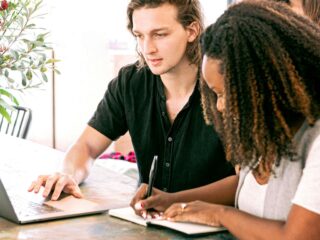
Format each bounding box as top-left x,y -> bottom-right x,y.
22,0 -> 228,153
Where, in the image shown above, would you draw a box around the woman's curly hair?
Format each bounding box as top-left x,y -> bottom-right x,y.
200,0 -> 320,168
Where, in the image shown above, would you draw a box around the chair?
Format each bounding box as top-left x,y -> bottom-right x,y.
0,106 -> 32,139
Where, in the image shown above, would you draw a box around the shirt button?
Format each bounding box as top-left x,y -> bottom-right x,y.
168,137 -> 173,142
163,188 -> 168,192
162,111 -> 166,117
165,162 -> 170,167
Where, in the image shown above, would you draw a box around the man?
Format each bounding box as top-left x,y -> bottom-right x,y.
270,0 -> 304,13
235,0 -> 304,14
28,0 -> 234,201
303,0 -> 320,24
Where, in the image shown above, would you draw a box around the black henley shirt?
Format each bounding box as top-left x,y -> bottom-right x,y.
88,63 -> 234,193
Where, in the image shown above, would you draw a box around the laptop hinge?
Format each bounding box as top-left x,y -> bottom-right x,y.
0,179 -> 20,223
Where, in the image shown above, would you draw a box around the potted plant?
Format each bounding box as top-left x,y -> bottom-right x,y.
0,0 -> 58,122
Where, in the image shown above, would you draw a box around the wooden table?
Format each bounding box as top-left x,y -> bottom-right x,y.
0,135 -> 236,240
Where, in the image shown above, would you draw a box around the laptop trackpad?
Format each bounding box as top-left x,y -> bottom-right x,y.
44,196 -> 99,211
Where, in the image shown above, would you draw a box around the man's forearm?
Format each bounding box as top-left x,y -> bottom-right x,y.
62,143 -> 94,184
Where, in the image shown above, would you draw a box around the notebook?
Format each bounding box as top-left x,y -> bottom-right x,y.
0,177 -> 110,224
109,207 -> 226,235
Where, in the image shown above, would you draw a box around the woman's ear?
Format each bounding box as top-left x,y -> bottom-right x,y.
186,21 -> 201,42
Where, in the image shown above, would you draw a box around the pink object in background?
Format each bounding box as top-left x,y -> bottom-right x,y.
99,151 -> 136,163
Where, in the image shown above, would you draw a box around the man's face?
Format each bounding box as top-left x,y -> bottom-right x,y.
132,3 -> 196,75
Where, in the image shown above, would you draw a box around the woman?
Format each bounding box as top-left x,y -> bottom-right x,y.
132,1 -> 320,238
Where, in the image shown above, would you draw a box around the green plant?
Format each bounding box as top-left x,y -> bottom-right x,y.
0,0 -> 58,122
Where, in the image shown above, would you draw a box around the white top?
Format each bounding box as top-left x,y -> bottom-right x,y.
238,171 -> 268,217
238,134 -> 320,217
292,134 -> 320,214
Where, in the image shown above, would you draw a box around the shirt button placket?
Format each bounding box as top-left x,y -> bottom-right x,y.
164,137 -> 173,192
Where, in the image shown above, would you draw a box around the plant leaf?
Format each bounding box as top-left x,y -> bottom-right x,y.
41,72 -> 48,82
26,69 -> 32,80
0,89 -> 19,105
0,105 -> 12,123
4,69 -> 9,78
46,59 -> 61,64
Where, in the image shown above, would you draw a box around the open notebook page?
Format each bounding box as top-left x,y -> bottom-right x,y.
108,207 -> 226,235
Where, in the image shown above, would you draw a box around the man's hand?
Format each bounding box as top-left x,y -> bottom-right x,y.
28,172 -> 83,200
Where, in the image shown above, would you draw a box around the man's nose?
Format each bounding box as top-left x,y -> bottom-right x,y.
142,38 -> 157,54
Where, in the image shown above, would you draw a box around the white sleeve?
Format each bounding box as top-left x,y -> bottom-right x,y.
292,135 -> 320,214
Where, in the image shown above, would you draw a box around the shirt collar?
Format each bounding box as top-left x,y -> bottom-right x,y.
156,76 -> 200,104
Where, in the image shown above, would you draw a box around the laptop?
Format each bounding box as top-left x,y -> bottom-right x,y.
0,134 -> 136,224
0,177 -> 110,224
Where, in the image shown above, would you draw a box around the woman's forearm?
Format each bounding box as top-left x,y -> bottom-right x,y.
219,206 -> 285,240
218,204 -> 320,240
171,175 -> 238,206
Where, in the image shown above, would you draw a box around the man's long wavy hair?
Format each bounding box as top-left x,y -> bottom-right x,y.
127,0 -> 204,69
303,0 -> 320,25
200,0 -> 320,168
270,0 -> 320,25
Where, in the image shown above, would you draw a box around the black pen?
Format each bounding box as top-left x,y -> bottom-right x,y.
145,155 -> 158,198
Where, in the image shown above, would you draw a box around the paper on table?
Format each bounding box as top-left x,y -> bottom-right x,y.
108,207 -> 226,235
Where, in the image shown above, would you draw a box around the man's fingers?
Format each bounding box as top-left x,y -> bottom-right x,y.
33,175 -> 48,193
70,185 -> 83,198
28,181 -> 37,192
51,176 -> 69,200
43,174 -> 59,197
28,174 -> 81,201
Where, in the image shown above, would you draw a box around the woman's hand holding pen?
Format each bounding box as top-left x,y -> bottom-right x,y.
130,183 -> 175,218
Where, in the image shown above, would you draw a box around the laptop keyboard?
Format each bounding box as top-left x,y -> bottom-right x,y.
10,195 -> 62,217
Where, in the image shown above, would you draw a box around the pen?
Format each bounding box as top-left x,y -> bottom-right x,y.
145,155 -> 158,198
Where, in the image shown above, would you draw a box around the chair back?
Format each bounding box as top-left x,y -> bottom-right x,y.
0,106 -> 32,139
